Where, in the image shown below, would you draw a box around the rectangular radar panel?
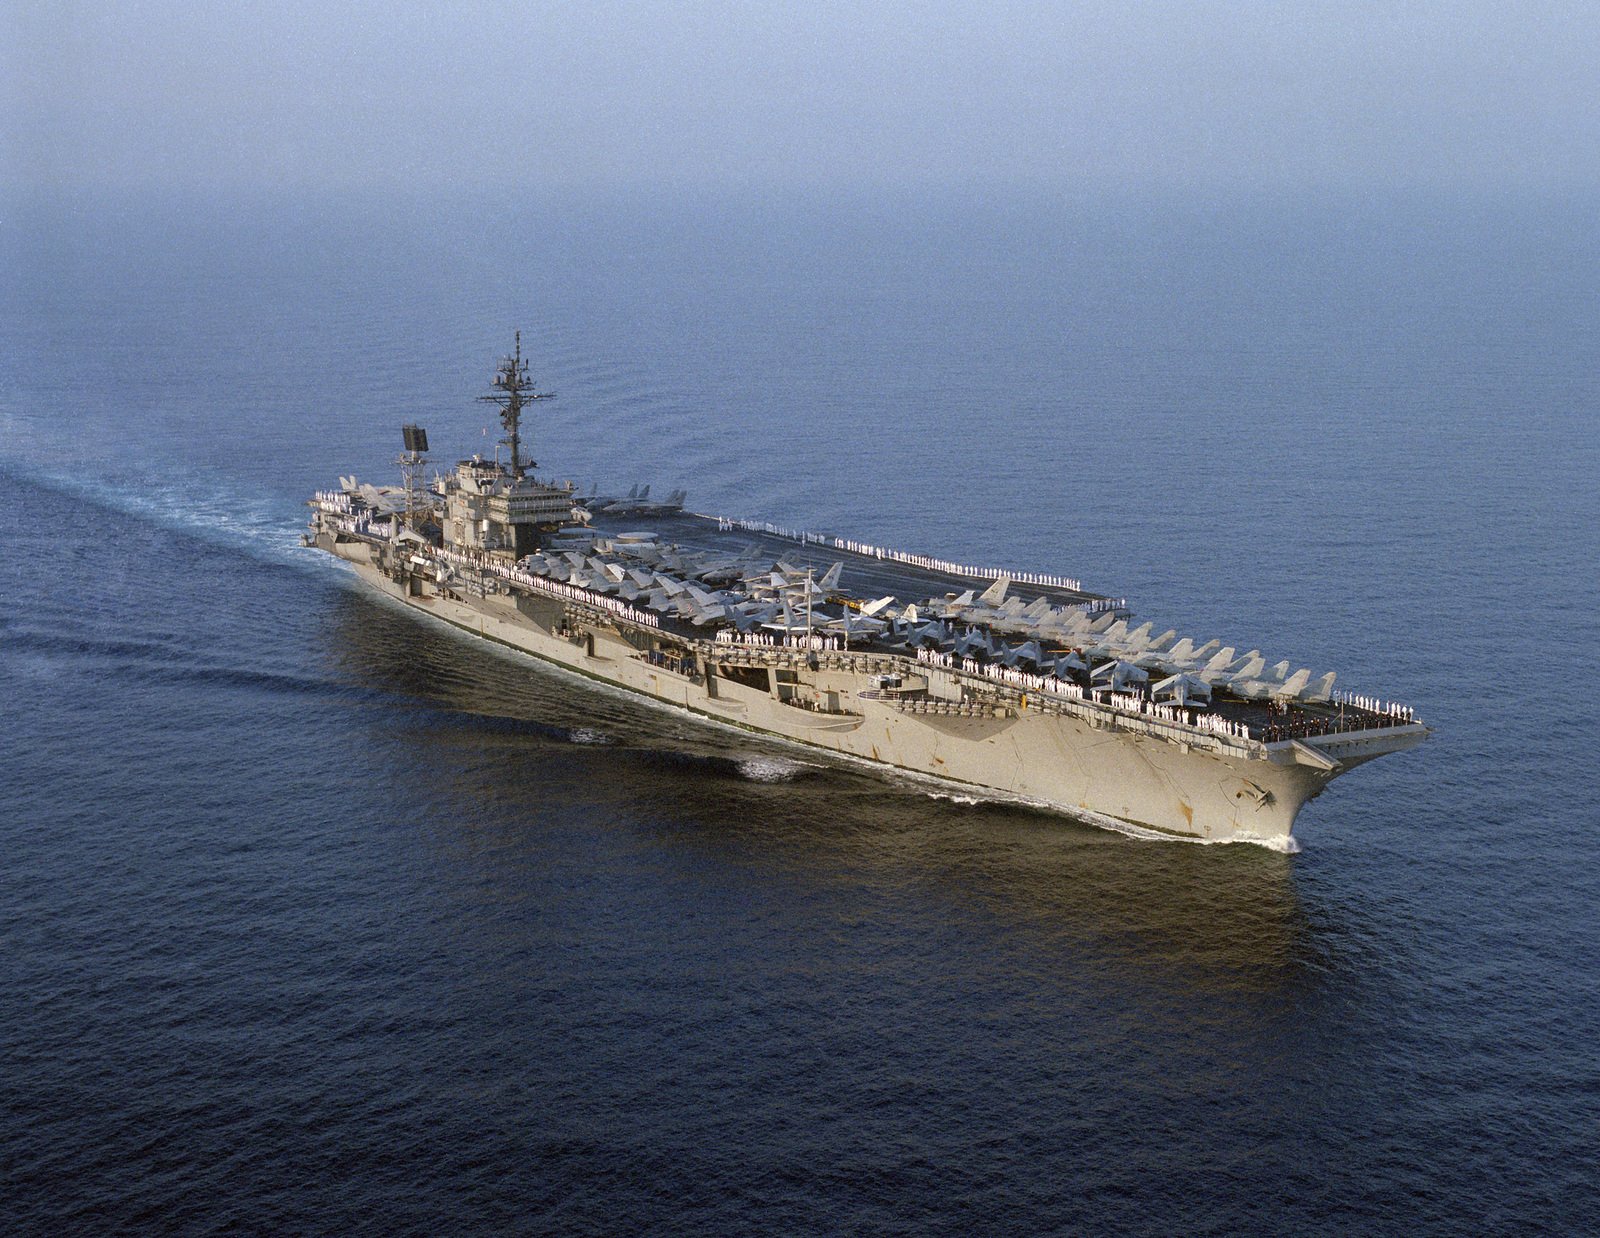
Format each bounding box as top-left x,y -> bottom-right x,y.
402,424 -> 429,453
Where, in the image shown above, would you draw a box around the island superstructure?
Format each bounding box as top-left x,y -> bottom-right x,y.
304,335 -> 1428,844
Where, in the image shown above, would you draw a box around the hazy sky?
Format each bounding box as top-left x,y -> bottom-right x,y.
5,1 -> 1595,194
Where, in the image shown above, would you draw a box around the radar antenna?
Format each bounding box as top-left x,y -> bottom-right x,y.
478,330 -> 554,479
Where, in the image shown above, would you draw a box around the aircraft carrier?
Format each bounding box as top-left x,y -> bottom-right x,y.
303,335 -> 1429,845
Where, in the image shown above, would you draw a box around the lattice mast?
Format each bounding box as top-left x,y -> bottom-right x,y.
398,423 -> 429,529
478,330 -> 555,479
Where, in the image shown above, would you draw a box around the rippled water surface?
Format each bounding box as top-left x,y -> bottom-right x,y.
2,189 -> 1597,1234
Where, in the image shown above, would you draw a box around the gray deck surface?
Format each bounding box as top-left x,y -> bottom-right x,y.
586,510 -> 1115,612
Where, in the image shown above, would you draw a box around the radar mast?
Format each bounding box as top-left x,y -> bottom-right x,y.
478,330 -> 554,479
398,423 -> 429,529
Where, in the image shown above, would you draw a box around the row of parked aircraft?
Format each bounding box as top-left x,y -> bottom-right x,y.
901,576 -> 1337,703
518,537 -> 897,639
517,535 -> 1338,705
576,484 -> 688,516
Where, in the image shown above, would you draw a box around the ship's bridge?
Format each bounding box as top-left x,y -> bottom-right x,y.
441,457 -> 574,558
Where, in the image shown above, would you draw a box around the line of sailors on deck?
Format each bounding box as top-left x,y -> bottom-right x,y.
715,630 -> 843,650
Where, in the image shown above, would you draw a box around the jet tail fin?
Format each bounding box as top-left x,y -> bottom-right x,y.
1273,668 -> 1312,698
1303,671 -> 1337,702
978,576 -> 1010,606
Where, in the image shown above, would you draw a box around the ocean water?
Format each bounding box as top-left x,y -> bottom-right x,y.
2,187 -> 1597,1234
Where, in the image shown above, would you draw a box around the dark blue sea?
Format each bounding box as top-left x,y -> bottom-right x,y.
3,188 -> 1596,1234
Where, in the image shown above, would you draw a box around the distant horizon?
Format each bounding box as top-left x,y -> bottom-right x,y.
6,177 -> 1597,214
5,2 -> 1595,198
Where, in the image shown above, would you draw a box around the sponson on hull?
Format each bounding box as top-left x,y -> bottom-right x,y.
304,335 -> 1429,845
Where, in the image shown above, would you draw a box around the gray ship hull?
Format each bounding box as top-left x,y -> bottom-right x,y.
328,539 -> 1424,846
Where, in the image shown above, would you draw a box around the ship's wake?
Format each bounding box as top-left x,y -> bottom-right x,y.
734,756 -> 813,783
1,458 -> 324,573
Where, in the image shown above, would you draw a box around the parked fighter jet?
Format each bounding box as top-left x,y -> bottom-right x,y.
818,608 -> 888,641
591,485 -> 690,515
